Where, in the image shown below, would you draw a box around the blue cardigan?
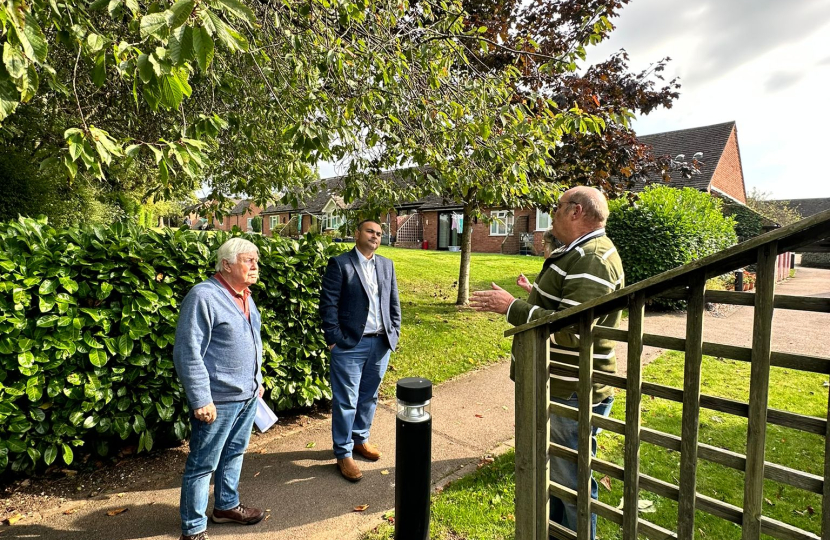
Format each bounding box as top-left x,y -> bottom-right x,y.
173,277 -> 263,409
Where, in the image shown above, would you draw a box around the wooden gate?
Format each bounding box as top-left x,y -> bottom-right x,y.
511,209 -> 830,540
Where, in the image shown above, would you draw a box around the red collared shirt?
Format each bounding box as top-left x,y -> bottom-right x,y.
214,273 -> 251,320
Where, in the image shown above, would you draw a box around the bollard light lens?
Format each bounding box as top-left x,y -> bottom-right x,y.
396,399 -> 431,422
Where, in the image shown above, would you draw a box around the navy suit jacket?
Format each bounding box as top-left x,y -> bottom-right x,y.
320,248 -> 401,351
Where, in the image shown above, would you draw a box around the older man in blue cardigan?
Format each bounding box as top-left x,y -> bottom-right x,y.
173,238 -> 265,540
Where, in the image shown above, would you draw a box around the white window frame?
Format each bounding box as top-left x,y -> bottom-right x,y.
489,210 -> 514,236
247,217 -> 253,231
269,216 -> 278,230
536,209 -> 551,231
320,198 -> 344,231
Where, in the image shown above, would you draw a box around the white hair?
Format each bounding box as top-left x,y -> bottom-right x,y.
215,238 -> 259,272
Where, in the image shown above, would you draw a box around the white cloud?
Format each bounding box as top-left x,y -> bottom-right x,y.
586,0 -> 830,199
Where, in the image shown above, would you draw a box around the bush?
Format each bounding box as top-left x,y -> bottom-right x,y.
801,253 -> 830,269
722,202 -> 764,242
251,215 -> 263,233
607,186 -> 738,292
0,217 -> 344,475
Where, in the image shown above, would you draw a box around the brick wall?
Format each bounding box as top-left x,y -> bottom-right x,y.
410,207 -> 546,254
422,211 -> 438,250
710,126 -> 747,203
218,204 -> 263,232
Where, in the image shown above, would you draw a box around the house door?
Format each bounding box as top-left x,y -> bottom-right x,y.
438,212 -> 462,250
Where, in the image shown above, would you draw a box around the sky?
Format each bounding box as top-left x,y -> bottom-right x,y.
585,0 -> 830,200
318,0 -> 830,200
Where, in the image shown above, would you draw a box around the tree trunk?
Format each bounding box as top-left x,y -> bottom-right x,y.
455,202 -> 475,305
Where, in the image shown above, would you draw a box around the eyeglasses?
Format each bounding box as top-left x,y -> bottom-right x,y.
552,200 -> 578,214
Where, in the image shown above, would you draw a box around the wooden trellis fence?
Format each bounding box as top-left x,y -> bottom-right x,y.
511,209 -> 830,540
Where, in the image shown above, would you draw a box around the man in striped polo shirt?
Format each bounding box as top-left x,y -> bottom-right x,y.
471,186 -> 624,539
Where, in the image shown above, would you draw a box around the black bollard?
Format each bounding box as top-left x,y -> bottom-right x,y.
395,377 -> 433,540
735,270 -> 744,292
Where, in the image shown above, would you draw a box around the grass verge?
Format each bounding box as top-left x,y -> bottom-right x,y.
595,351 -> 827,539
361,351 -> 828,539
375,246 -> 545,397
363,450 -> 518,540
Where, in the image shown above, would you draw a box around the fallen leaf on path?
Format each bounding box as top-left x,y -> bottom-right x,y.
106,508 -> 128,516
264,515 -> 271,521
254,471 -> 260,478
599,475 -> 612,491
475,414 -> 484,418
63,509 -> 77,515
5,514 -> 23,525
353,504 -> 369,512
306,441 -> 316,448
381,469 -> 389,475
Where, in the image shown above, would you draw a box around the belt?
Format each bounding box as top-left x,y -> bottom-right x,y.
362,332 -> 385,338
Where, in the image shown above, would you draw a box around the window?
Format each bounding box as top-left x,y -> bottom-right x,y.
536,209 -> 551,231
489,210 -> 514,236
247,218 -> 253,231
270,216 -> 278,230
323,213 -> 345,231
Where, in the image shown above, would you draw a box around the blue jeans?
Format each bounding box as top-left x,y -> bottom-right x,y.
330,335 -> 391,459
549,393 -> 614,540
180,398 -> 257,536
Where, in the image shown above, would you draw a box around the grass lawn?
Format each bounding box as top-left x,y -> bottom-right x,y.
595,351 -> 827,539
361,351 -> 828,540
363,450 -> 518,540
374,246 -> 545,397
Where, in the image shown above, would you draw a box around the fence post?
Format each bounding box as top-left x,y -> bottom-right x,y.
515,325 -> 550,540
742,242 -> 778,540
623,292 -> 646,539
677,272 -> 706,540
576,310 -> 595,540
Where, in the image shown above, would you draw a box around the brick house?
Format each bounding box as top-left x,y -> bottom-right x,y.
411,121 -> 751,255
195,121 -> 751,254
217,199 -> 263,232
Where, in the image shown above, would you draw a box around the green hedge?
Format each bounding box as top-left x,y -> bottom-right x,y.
607,186 -> 738,294
0,217 -> 343,474
801,253 -> 830,269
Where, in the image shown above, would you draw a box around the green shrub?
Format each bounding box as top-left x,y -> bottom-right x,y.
722,202 -> 764,242
251,215 -> 263,233
801,253 -> 830,269
0,217 -> 343,474
607,186 -> 738,294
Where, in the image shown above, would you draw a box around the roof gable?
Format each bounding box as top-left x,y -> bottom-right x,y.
635,121 -> 736,192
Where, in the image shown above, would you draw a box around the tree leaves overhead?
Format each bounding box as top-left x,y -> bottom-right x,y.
0,0 -> 602,209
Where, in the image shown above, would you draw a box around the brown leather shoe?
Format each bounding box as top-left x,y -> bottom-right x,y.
180,533 -> 209,540
337,457 -> 363,482
354,442 -> 381,461
211,503 -> 265,525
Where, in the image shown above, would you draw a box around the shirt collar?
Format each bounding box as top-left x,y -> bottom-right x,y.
565,228 -> 605,251
355,249 -> 374,265
214,273 -> 250,299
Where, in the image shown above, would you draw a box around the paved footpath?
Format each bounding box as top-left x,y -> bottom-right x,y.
10,267 -> 829,540
10,361 -> 518,540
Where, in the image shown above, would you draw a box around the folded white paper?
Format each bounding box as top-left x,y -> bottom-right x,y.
255,396 -> 278,433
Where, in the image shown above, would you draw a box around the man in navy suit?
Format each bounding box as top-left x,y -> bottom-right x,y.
320,219 -> 401,482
